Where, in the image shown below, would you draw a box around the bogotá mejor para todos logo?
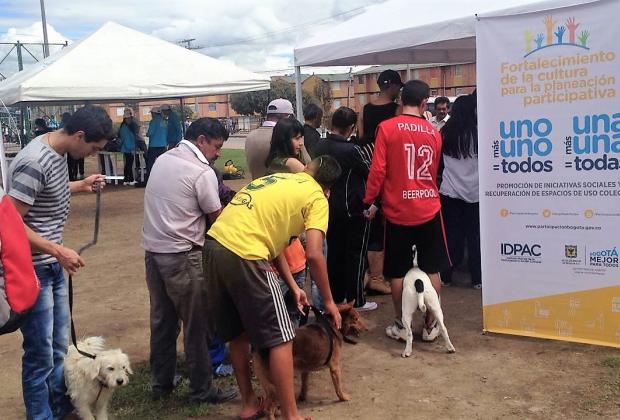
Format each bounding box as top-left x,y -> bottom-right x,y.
524,16 -> 590,57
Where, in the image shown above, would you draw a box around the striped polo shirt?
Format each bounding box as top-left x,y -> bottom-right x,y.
9,136 -> 70,266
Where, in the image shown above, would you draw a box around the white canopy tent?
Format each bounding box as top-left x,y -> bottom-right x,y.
292,0 -> 598,118
0,21 -> 270,188
0,21 -> 270,105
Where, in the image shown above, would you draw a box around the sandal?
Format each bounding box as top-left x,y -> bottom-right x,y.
239,396 -> 266,420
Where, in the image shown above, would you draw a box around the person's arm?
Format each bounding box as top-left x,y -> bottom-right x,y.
285,157 -> 306,173
305,228 -> 341,329
9,197 -> 84,274
147,120 -> 155,137
348,145 -> 371,177
273,253 -> 308,312
207,208 -> 221,224
364,125 -> 388,206
196,169 -> 223,223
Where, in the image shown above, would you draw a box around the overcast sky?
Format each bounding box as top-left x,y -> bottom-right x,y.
0,0 -> 383,78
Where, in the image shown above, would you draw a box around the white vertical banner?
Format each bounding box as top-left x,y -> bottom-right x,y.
0,130 -> 9,190
477,0 -> 620,347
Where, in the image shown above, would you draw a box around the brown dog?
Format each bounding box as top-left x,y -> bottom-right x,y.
253,303 -> 366,419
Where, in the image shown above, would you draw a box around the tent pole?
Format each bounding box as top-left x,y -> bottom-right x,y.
294,66 -> 303,122
0,129 -> 9,190
179,97 -> 185,137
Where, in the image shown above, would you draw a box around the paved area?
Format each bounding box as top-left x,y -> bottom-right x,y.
223,135 -> 246,149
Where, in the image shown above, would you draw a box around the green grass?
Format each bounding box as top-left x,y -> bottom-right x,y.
601,356 -> 620,369
215,149 -> 247,174
109,359 -> 235,419
580,356 -> 620,415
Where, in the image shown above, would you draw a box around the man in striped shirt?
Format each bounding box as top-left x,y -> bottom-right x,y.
8,105 -> 112,420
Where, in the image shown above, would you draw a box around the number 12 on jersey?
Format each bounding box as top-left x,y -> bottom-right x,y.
404,144 -> 434,180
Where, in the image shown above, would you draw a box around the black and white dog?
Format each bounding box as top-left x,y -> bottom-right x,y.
401,246 -> 456,357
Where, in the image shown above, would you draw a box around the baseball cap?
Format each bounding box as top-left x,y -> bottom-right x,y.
150,106 -> 161,114
160,104 -> 172,111
266,98 -> 294,115
377,69 -> 403,88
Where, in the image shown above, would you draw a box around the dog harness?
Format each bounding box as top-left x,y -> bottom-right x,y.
301,305 -> 337,367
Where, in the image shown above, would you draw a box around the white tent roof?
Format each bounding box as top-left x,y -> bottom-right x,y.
294,0 -> 599,67
0,22 -> 270,105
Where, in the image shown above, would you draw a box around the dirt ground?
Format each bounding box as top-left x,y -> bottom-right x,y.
1,160 -> 619,419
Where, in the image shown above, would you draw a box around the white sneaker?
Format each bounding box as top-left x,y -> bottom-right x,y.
356,301 -> 378,312
129,181 -> 137,186
123,181 -> 129,186
422,322 -> 441,342
385,320 -> 407,341
473,283 -> 482,290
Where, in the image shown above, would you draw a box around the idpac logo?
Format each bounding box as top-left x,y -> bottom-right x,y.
565,245 -> 578,258
524,15 -> 590,57
589,247 -> 619,268
501,243 -> 542,257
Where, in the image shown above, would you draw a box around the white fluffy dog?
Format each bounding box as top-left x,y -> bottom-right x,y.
64,337 -> 132,420
401,246 -> 456,357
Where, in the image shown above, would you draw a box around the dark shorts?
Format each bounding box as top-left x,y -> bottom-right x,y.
384,212 -> 451,278
203,239 -> 295,350
367,210 -> 385,252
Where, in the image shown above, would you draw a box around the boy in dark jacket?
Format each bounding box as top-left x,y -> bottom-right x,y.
313,107 -> 377,312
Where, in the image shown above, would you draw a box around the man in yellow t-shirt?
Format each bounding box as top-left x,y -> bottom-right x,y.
205,156 -> 342,420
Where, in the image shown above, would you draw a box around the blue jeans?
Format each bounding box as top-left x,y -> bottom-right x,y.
20,262 -> 73,420
279,269 -> 307,327
310,239 -> 328,310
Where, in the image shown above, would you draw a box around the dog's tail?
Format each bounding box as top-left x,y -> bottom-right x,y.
414,279 -> 426,313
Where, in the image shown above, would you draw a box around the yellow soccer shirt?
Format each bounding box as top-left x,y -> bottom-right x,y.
208,172 -> 328,260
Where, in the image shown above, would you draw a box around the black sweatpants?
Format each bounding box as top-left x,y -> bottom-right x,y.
326,215 -> 370,307
440,194 -> 481,285
123,153 -> 138,182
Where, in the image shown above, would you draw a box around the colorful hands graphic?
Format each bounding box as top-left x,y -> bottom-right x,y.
524,29 -> 534,52
543,15 -> 557,45
555,26 -> 566,44
535,33 -> 545,48
566,17 -> 580,44
578,30 -> 590,46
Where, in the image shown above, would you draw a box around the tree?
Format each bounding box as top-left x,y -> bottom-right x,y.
230,79 -> 317,117
171,104 -> 195,120
313,81 -> 332,115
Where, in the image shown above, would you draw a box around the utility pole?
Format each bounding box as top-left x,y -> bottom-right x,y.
16,41 -> 23,71
178,38 -> 201,50
347,67 -> 353,107
40,0 -> 50,58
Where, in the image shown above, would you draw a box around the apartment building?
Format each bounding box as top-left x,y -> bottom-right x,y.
103,62 -> 477,124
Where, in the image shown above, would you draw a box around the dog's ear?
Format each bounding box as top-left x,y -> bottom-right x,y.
77,357 -> 101,381
121,354 -> 133,375
336,302 -> 353,313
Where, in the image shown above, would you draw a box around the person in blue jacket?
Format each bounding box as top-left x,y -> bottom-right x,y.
119,108 -> 141,185
161,104 -> 182,148
143,106 -> 168,186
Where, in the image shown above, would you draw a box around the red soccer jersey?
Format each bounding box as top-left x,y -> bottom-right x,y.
364,114 -> 442,226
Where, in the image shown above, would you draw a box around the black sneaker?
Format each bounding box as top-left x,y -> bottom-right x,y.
189,386 -> 238,404
151,375 -> 183,400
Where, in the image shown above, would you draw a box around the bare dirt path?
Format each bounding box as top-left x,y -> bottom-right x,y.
1,175 -> 619,419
